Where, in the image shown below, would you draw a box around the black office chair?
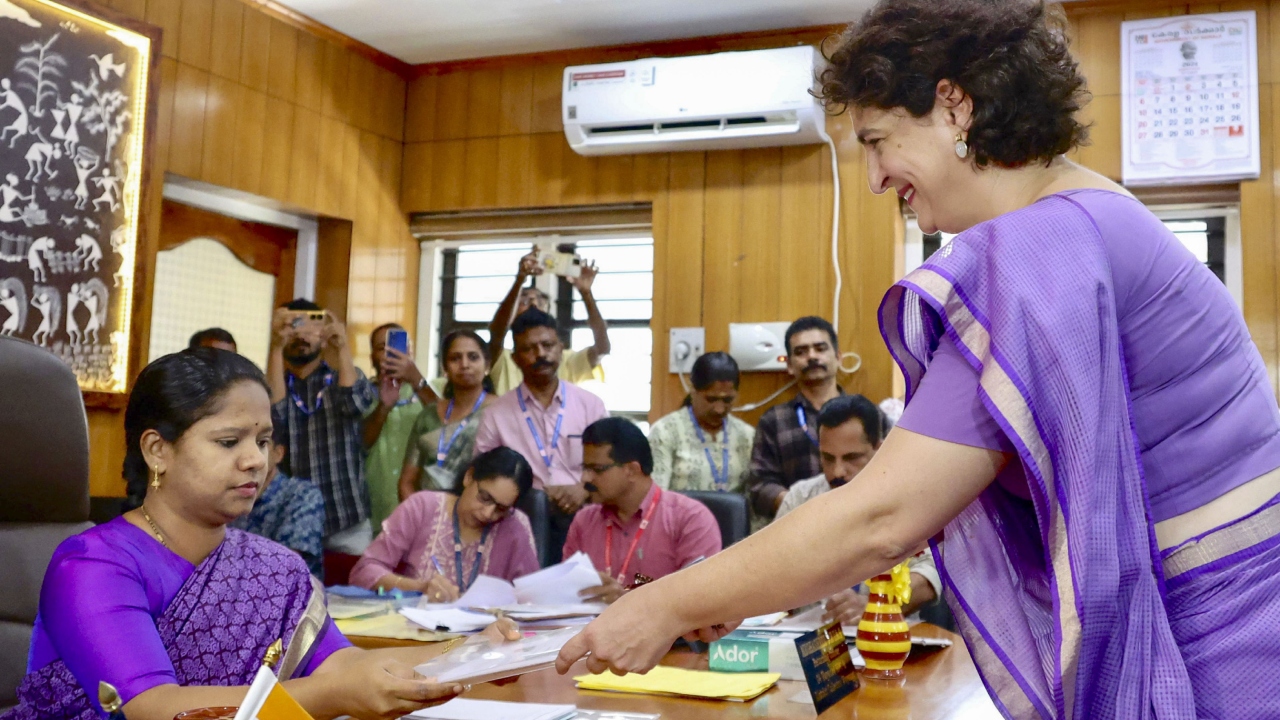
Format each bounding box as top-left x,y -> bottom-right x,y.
677,491 -> 750,549
516,488 -> 554,567
0,337 -> 92,707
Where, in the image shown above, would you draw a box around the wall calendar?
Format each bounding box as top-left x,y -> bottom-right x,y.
1120,11 -> 1260,186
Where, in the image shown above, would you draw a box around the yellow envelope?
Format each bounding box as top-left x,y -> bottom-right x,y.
575,666 -> 780,702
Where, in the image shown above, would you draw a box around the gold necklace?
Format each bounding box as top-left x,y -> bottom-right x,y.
139,504 -> 170,548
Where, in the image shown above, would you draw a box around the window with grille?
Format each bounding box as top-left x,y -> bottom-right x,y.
435,236 -> 654,426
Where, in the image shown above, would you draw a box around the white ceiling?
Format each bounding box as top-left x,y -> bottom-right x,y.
274,0 -> 877,65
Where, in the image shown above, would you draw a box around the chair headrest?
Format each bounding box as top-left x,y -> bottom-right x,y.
0,337 -> 90,523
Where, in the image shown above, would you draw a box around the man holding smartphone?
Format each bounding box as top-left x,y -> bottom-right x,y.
361,323 -> 432,535
485,246 -> 612,397
267,299 -> 378,578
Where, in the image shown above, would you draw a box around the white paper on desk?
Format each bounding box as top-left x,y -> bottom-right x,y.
400,606 -> 494,632
498,603 -> 605,621
513,552 -> 601,604
409,698 -> 575,720
456,575 -> 518,607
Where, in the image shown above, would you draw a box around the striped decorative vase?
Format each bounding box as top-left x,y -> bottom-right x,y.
855,562 -> 912,680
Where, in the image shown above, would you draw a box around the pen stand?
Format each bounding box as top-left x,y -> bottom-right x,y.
855,570 -> 912,681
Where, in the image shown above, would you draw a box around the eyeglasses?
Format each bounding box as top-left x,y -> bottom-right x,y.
474,485 -> 514,517
582,462 -> 624,475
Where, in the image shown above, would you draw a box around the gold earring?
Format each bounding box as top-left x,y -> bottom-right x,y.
150,467 -> 161,490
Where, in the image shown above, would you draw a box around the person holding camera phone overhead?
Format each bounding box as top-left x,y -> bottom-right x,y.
484,245 -> 612,397
267,299 -> 378,574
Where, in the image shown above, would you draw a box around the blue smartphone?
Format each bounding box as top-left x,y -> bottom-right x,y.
386,328 -> 409,355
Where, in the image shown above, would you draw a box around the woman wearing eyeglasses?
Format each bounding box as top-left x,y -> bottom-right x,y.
350,447 -> 539,603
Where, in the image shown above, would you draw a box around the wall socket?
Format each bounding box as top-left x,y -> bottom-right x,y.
669,327 -> 705,374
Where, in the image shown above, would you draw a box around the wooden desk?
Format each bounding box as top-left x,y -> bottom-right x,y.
349,624 -> 1000,719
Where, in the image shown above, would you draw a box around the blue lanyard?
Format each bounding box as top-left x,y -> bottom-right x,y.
287,370 -> 333,416
687,406 -> 730,491
437,391 -> 487,465
452,502 -> 491,591
796,404 -> 817,446
516,385 -> 566,469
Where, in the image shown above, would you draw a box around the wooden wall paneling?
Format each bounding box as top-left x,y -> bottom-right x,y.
387,72 -> 408,142
401,142 -> 433,211
1242,84 -> 1280,390
200,74 -> 239,187
596,155 -> 634,204
294,32 -> 324,112
146,0 -> 182,58
154,57 -> 180,171
463,138 -> 501,208
375,137 -> 411,328
499,65 -> 535,136
108,0 -> 146,22
267,21 -> 299,102
632,151 -> 669,201
530,133 -> 565,206
466,68 -> 503,139
1073,94 -> 1122,179
288,107 -> 322,210
653,152 -> 701,417
560,143 -> 597,206
348,131 -> 382,332
209,0 -> 245,81
315,218 -> 353,320
321,40 -> 350,121
405,76 -> 438,143
316,117 -> 346,215
701,150 -> 745,355
169,64 -> 210,178
239,7 -> 272,92
231,85 -> 267,195
738,147 -> 782,320
339,124 -> 363,218
345,56 -> 374,132
779,145 -> 822,319
88,411 -> 126,496
495,135 -> 534,208
530,64 -> 564,134
1074,12 -> 1124,97
177,0 -> 213,70
430,139 -> 467,209
259,96 -> 296,201
435,71 -> 471,140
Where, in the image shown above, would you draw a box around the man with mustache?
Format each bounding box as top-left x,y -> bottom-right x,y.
475,308 -> 609,557
747,316 -> 845,522
775,394 -> 939,623
267,299 -> 378,578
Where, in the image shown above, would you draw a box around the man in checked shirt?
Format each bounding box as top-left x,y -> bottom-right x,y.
267,299 -> 378,580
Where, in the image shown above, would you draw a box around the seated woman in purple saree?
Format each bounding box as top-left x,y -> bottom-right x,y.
4,349 -> 473,720
553,3 -> 1280,719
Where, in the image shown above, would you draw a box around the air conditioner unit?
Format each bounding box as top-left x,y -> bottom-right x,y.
563,46 -> 826,156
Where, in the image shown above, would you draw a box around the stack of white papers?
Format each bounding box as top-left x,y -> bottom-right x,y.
400,606 -> 495,633
409,699 -> 574,720
512,552 -> 601,604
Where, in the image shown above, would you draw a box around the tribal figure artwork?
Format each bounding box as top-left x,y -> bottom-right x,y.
0,0 -> 153,392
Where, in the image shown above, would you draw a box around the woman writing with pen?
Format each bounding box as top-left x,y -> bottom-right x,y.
350,448 -> 540,602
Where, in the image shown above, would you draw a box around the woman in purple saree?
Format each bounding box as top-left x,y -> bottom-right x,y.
555,2 -> 1280,718
4,349 -> 480,720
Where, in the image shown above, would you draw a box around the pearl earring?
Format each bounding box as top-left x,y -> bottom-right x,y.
955,132 -> 969,159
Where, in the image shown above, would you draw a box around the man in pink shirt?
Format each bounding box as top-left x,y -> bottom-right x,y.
566,417 -> 723,604
475,308 -> 609,556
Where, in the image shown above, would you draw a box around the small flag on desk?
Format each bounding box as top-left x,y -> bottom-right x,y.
231,663 -> 314,720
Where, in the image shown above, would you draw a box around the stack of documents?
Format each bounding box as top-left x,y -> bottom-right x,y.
512,552 -> 601,604
400,607 -> 497,633
409,699 -> 575,720
575,666 -> 780,702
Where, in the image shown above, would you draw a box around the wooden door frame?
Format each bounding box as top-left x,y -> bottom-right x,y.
159,200 -> 298,308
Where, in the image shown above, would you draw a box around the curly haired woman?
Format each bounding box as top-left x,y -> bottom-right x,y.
554,2 -> 1280,718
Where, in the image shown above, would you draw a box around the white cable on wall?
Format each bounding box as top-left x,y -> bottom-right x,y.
819,128 -> 842,330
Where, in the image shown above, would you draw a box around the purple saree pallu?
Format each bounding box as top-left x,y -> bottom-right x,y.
880,195 -> 1198,719
4,529 -> 318,720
